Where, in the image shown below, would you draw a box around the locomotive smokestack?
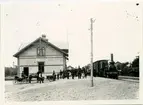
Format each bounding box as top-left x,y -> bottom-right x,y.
111,53 -> 114,62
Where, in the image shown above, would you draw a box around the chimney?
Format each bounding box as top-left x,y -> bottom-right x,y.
111,53 -> 114,62
41,34 -> 48,41
42,34 -> 46,39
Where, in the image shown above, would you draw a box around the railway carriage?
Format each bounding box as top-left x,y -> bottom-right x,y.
93,60 -> 108,77
93,54 -> 119,79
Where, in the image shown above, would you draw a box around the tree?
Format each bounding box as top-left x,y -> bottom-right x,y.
5,67 -> 17,77
119,62 -> 130,76
131,56 -> 139,77
132,56 -> 139,67
5,67 -> 10,76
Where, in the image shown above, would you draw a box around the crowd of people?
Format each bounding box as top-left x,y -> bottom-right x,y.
51,67 -> 89,81
19,67 -> 89,83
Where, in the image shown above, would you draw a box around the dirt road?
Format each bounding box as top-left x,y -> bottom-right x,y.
5,77 -> 139,102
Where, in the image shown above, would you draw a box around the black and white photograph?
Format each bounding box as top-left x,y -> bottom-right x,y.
1,0 -> 142,104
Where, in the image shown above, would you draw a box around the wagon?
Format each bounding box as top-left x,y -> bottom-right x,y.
46,74 -> 55,82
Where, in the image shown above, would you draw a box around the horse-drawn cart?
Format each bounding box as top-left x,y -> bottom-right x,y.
46,74 -> 55,82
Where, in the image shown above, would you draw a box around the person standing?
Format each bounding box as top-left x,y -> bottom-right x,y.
67,71 -> 69,79
57,73 -> 59,80
21,70 -> 25,78
29,75 -> 32,83
53,70 -> 56,81
85,69 -> 87,78
71,70 -> 74,79
37,71 -> 40,83
77,67 -> 81,79
63,70 -> 65,79
60,70 -> 62,79
77,69 -> 80,79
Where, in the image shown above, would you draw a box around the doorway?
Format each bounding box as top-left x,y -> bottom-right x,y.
38,62 -> 44,73
24,67 -> 29,76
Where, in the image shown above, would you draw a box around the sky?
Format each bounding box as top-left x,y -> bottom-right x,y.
1,0 -> 142,68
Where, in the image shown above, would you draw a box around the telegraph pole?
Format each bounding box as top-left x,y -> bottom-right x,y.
90,18 -> 95,87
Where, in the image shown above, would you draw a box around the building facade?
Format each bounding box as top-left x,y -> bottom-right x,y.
13,35 -> 68,77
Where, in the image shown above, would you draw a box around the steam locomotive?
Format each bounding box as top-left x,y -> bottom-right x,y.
93,54 -> 119,79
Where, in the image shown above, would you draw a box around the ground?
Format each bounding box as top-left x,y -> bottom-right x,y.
5,76 -> 139,102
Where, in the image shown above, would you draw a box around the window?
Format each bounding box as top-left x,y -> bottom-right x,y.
37,47 -> 45,56
42,47 -> 45,56
100,62 -> 103,69
37,47 -> 40,55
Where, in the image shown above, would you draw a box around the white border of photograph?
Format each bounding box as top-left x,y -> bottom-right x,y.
1,0 -> 143,105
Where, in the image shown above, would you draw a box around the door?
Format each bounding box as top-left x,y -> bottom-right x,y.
24,67 -> 29,76
38,62 -> 44,73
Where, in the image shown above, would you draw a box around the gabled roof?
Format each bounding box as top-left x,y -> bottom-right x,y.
61,49 -> 69,54
67,66 -> 74,69
13,37 -> 68,58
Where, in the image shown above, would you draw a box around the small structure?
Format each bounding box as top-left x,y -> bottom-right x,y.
13,35 -> 68,77
67,66 -> 74,70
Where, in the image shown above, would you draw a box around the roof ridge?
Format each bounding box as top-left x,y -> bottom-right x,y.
13,37 -> 68,57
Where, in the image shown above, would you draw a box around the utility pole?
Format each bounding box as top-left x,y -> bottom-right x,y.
66,28 -> 69,71
90,18 -> 95,87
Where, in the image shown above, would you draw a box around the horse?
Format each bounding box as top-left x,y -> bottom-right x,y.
28,73 -> 45,84
37,76 -> 45,83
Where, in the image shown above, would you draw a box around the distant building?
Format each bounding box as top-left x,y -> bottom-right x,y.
13,35 -> 68,77
67,66 -> 74,70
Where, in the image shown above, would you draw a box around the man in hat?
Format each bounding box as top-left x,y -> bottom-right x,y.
53,70 -> 56,81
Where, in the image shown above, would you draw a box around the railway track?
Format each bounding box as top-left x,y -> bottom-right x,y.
118,76 -> 139,83
118,76 -> 139,80
97,76 -> 139,83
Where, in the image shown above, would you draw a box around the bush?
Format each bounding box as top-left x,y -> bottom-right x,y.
129,67 -> 139,77
5,67 -> 18,77
119,56 -> 139,77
